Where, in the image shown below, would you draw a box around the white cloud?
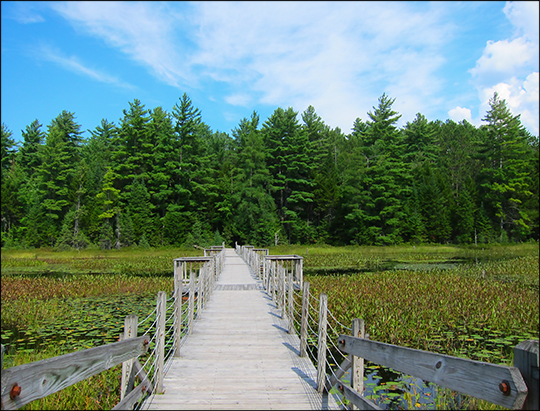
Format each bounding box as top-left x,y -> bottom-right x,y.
503,1 -> 539,43
469,37 -> 536,83
448,106 -> 473,123
48,1 -> 454,131
36,43 -> 135,90
468,2 -> 539,135
480,73 -> 539,135
45,1 -> 537,135
189,1 -> 453,131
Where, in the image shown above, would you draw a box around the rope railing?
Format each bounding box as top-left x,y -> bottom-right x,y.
114,247 -> 226,411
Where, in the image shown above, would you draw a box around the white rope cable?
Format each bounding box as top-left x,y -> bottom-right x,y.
327,341 -> 346,371
166,300 -> 176,312
327,307 -> 352,332
327,334 -> 347,360
326,317 -> 345,341
165,306 -> 177,324
137,308 -> 157,328
139,318 -> 158,337
134,350 -> 155,379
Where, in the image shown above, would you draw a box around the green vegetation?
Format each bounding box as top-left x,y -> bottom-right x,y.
1,244 -> 538,409
289,244 -> 539,410
293,244 -> 539,364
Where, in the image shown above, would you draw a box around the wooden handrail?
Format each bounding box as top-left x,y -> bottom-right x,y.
1,336 -> 149,410
337,334 -> 530,409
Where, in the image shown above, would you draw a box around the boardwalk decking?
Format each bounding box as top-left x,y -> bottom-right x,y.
144,249 -> 340,410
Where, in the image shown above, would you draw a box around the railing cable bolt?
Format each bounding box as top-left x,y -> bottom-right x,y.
499,380 -> 511,396
10,383 -> 21,400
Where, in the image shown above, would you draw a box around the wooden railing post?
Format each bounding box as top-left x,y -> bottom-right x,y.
287,266 -> 294,334
270,261 -> 276,304
298,258 -> 303,287
300,282 -> 310,357
317,293 -> 328,393
514,340 -> 539,410
174,267 -> 182,357
200,263 -> 206,312
263,257 -> 267,288
156,291 -> 166,394
188,267 -> 195,334
120,314 -> 138,400
351,318 -> 365,409
196,264 -> 202,316
281,265 -> 286,317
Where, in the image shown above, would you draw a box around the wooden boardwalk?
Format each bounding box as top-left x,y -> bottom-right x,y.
143,248 -> 340,410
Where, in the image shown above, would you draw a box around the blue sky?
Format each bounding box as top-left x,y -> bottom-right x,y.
1,1 -> 539,144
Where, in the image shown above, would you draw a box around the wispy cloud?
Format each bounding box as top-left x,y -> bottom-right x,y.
189,1 -> 454,130
8,1 -> 45,24
35,43 -> 135,90
43,1 -> 456,131
49,1 -> 194,88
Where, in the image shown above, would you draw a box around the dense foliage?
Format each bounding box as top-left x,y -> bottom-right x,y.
1,92 -> 538,248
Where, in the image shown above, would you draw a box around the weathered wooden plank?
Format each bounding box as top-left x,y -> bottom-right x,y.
338,383 -> 382,410
120,315 -> 138,400
338,334 -> 528,409
317,293 -> 328,393
300,282 -> 310,357
351,317 -> 365,410
156,291 -> 166,394
173,257 -> 213,262
1,336 -> 148,410
112,377 -> 150,410
264,255 -> 303,260
514,339 -> 539,410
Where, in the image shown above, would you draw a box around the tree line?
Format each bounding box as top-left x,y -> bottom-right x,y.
1,92 -> 538,249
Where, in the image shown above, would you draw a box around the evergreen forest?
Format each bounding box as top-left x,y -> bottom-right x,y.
1,92 -> 538,249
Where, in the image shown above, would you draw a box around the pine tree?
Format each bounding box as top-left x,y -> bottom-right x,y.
125,176 -> 154,244
18,119 -> 45,176
343,94 -> 408,245
1,123 -> 17,183
95,167 -> 121,248
146,106 -> 176,244
262,107 -> 312,243
37,126 -> 75,245
171,93 -> 216,235
477,92 -> 532,241
113,99 -> 152,187
232,112 -> 278,246
48,110 -> 83,163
